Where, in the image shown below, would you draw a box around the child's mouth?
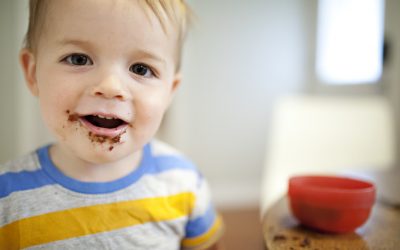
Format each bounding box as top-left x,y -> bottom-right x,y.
84,115 -> 125,129
71,113 -> 129,138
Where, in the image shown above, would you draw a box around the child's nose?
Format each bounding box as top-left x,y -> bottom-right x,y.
90,75 -> 132,101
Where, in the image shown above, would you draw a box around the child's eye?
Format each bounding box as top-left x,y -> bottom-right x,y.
63,54 -> 93,66
129,63 -> 154,78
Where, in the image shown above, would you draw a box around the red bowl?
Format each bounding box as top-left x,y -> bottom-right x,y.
288,175 -> 376,233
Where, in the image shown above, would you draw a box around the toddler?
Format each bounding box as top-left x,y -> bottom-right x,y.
0,0 -> 223,249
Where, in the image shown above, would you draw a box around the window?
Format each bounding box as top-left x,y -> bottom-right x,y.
316,0 -> 385,85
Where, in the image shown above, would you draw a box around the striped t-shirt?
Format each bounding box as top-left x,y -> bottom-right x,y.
0,140 -> 223,250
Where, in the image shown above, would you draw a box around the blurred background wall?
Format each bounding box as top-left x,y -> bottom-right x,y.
162,0 -> 313,207
0,0 -> 50,162
1,0 -> 399,209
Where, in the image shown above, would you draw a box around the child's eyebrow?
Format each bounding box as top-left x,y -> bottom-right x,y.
56,38 -> 92,48
133,49 -> 167,65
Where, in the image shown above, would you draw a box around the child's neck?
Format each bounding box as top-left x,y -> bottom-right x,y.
49,144 -> 142,183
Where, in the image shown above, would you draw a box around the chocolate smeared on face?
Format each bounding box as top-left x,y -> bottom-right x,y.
65,110 -> 127,150
87,130 -> 126,147
66,110 -> 79,122
111,134 -> 122,143
68,113 -> 79,122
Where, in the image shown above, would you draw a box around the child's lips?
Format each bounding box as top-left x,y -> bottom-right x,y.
79,117 -> 129,138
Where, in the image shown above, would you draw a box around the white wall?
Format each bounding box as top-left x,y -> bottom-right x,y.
0,0 -> 53,163
0,0 -> 18,162
162,0 -> 311,208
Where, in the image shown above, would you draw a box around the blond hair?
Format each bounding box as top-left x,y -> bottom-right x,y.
24,0 -> 193,70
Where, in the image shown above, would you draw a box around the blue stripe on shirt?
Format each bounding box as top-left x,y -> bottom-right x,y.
0,143 -> 202,197
39,144 -> 200,194
185,205 -> 216,238
153,155 -> 200,174
38,144 -> 152,194
0,170 -> 55,199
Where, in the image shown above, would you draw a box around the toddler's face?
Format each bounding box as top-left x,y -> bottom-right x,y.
21,0 -> 180,163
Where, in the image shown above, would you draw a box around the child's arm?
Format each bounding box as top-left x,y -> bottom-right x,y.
182,175 -> 225,250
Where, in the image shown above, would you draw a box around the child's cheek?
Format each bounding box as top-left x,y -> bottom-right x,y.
137,98 -> 166,125
132,101 -> 166,147
52,111 -> 79,142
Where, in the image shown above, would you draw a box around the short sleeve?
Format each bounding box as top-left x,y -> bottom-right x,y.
181,175 -> 224,250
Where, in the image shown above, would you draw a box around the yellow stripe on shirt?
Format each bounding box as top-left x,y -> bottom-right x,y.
0,192 -> 195,249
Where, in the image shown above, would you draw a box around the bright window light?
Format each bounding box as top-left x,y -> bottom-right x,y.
316,0 -> 385,85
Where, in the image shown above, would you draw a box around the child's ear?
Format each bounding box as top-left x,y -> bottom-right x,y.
171,73 -> 182,94
167,73 -> 182,105
19,48 -> 39,97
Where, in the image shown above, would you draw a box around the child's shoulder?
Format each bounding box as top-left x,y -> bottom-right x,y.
0,151 -> 42,200
150,139 -> 184,157
149,139 -> 201,175
0,150 -> 41,175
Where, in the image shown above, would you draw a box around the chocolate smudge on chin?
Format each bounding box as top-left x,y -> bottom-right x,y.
64,111 -> 126,150
111,134 -> 121,143
111,130 -> 127,143
87,130 -> 126,148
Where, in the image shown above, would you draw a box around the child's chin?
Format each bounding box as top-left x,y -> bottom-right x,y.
76,145 -> 125,164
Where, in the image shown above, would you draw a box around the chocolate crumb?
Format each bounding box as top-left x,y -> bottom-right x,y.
87,131 -> 125,146
273,234 -> 287,242
66,110 -> 70,114
299,237 -> 311,247
111,135 -> 121,143
68,114 -> 79,122
111,130 -> 126,143
97,135 -> 106,143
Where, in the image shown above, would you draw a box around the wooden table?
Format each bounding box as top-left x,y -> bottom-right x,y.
262,169 -> 400,250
